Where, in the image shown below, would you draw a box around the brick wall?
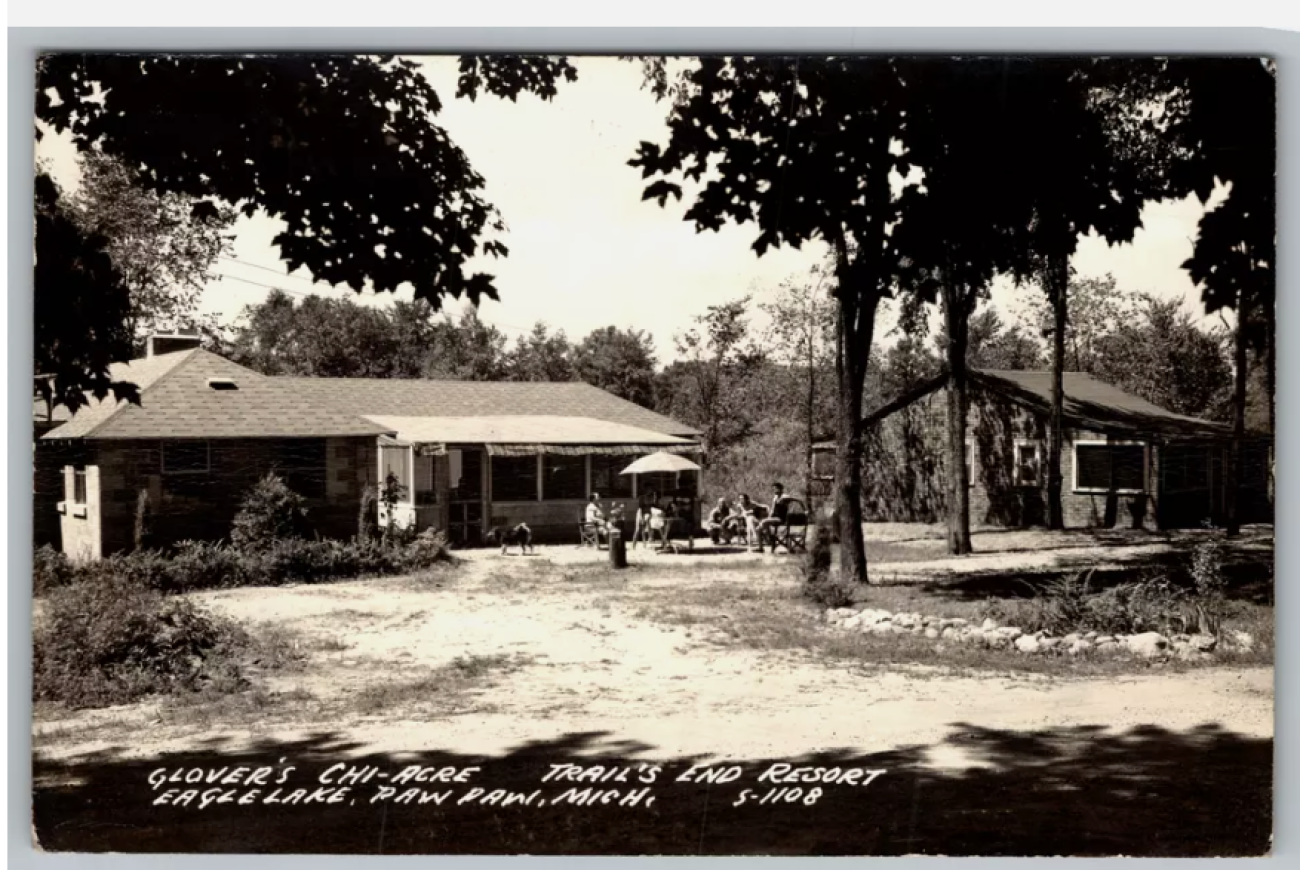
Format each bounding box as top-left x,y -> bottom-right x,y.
861,383 -> 1159,530
60,436 -> 378,557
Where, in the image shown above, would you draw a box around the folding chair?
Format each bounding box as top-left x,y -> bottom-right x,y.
769,499 -> 810,554
578,511 -> 602,548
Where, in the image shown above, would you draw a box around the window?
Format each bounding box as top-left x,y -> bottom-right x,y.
677,470 -> 699,499
492,455 -> 539,502
162,441 -> 210,474
1074,442 -> 1146,493
1014,441 -> 1041,486
964,439 -> 975,486
379,444 -> 412,500
72,469 -> 87,505
272,439 -> 328,500
543,455 -> 586,500
413,453 -> 438,506
590,455 -> 634,498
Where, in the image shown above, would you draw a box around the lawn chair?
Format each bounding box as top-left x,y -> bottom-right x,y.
768,499 -> 810,554
579,510 -> 604,549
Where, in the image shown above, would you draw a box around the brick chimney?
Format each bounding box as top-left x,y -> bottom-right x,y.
146,328 -> 203,358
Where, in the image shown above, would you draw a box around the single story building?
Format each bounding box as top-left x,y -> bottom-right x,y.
35,335 -> 701,560
812,369 -> 1272,531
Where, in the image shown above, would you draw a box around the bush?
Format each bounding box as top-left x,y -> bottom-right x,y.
33,545 -> 73,595
34,573 -> 248,709
803,576 -> 858,609
230,473 -> 309,550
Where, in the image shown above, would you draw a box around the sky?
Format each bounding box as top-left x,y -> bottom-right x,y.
35,56 -> 1229,363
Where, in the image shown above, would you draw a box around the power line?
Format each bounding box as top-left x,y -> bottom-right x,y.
219,255 -> 321,285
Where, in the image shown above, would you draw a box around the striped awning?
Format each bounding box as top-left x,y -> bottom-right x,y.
485,443 -> 699,457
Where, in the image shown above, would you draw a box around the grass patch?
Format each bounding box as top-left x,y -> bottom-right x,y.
352,653 -> 531,717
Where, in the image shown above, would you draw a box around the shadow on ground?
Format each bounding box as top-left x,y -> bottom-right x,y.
32,722 -> 1271,856
915,537 -> 1275,606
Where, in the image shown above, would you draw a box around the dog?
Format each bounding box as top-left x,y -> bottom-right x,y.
485,522 -> 534,555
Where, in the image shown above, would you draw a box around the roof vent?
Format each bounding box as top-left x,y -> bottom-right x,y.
207,378 -> 239,391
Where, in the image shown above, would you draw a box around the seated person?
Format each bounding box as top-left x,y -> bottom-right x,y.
756,482 -> 791,552
585,492 -> 607,535
706,497 -> 732,544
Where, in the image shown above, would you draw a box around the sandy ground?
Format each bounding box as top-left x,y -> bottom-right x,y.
33,540 -> 1274,768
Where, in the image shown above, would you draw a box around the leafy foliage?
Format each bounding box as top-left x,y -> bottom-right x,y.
506,322 -> 577,382
34,572 -> 248,708
35,53 -> 577,409
230,474 -> 309,550
69,151 -> 236,342
572,326 -> 659,408
33,172 -> 139,413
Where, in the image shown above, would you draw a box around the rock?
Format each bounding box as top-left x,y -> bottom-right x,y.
892,625 -> 911,635
869,622 -> 894,635
1040,637 -> 1062,651
910,624 -> 924,634
981,618 -> 998,632
996,626 -> 1024,641
1062,633 -> 1081,646
941,626 -> 958,640
1084,631 -> 1099,641
1227,630 -> 1255,652
948,618 -> 969,628
1014,635 -> 1042,654
985,633 -> 1012,649
832,607 -> 857,619
924,627 -> 940,639
1122,632 -> 1170,658
1067,639 -> 1093,656
1094,635 -> 1115,646
842,616 -> 862,630
1189,634 -> 1218,653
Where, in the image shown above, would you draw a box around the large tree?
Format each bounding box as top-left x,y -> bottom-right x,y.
35,53 -> 577,408
631,57 -> 914,583
34,173 -> 137,416
1164,58 -> 1276,534
572,326 -> 658,408
506,322 -> 576,382
69,151 -> 237,344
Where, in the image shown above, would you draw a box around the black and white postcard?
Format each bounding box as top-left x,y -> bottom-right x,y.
29,53 -> 1276,856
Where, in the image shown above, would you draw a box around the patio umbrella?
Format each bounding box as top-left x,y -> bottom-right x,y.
619,451 -> 701,475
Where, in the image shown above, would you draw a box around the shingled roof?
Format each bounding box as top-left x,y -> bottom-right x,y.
41,351 -> 700,442
42,350 -> 394,440
814,368 -> 1237,448
279,376 -> 699,437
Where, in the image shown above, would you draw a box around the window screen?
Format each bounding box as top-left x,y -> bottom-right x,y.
162,441 -> 209,474
590,455 -> 634,498
543,455 -> 586,500
379,445 -> 411,497
1075,443 -> 1145,492
272,439 -> 328,499
492,456 -> 538,502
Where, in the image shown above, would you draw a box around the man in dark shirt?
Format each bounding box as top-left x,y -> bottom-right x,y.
757,483 -> 790,552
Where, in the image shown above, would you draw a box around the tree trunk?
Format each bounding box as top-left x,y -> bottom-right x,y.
1046,259 -> 1068,530
1226,289 -> 1249,537
942,284 -> 973,556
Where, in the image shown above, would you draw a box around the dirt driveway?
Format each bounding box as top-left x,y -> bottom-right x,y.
31,547 -> 1274,855
35,546 -> 1273,762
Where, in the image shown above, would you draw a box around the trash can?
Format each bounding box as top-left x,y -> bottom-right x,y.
608,527 -> 628,569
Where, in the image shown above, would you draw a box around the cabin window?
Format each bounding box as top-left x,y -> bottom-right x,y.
271,439 -> 328,500
1074,442 -> 1146,493
379,444 -> 412,500
162,441 -> 210,475
639,471 -> 677,501
1014,441 -> 1041,486
71,468 -> 88,505
543,455 -> 586,501
413,453 -> 438,506
590,455 -> 633,498
492,455 -> 539,502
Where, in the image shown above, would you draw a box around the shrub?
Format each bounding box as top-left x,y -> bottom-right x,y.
33,545 -> 73,595
400,528 -> 453,570
34,573 -> 248,709
803,576 -> 858,609
230,473 -> 309,550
